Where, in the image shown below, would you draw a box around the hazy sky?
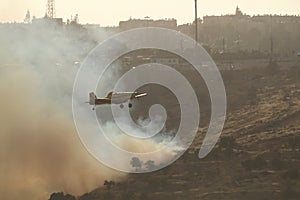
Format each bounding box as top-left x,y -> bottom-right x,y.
1,0 -> 299,25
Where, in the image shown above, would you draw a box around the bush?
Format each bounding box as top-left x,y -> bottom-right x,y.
103,191 -> 114,200
281,182 -> 297,199
270,158 -> 284,170
242,155 -> 267,171
287,135 -> 300,150
283,168 -> 299,180
220,136 -> 235,149
49,192 -> 75,200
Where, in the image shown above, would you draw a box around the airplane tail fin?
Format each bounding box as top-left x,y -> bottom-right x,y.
89,92 -> 97,105
106,91 -> 113,98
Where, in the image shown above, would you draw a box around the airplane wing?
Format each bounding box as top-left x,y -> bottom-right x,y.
134,93 -> 147,98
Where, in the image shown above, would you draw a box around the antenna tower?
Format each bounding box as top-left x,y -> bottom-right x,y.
46,0 -> 56,18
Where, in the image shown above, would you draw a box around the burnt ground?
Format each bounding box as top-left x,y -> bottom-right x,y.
50,66 -> 300,200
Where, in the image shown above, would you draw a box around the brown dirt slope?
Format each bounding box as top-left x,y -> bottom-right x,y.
50,68 -> 300,200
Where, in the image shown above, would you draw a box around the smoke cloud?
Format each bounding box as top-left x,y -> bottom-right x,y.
0,22 -> 125,200
0,67 -> 127,199
0,21 -> 181,199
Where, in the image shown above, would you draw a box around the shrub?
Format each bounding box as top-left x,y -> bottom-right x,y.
242,155 -> 267,170
220,136 -> 235,149
283,168 -> 299,180
270,158 -> 284,170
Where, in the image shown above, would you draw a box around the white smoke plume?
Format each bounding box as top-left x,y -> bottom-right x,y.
0,67 -> 125,199
0,22 -> 124,200
0,21 -> 181,199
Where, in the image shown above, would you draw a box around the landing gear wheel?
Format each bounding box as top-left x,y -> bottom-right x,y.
128,103 -> 133,108
120,104 -> 124,109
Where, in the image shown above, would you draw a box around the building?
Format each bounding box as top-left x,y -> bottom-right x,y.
119,18 -> 177,30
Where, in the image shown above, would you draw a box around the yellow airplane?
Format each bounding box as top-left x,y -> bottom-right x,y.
88,91 -> 147,109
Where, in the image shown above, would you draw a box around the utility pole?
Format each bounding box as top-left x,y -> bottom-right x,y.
270,15 -> 274,64
268,14 -> 277,68
222,37 -> 225,53
269,15 -> 278,70
195,0 -> 198,42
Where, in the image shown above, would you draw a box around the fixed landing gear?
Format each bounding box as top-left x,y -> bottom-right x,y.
119,102 -> 133,109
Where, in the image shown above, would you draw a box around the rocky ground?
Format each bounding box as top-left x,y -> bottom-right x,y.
49,66 -> 300,200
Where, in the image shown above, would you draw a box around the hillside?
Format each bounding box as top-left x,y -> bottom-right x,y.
49,67 -> 300,200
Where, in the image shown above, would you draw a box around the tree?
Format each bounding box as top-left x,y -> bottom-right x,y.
24,10 -> 31,23
145,160 -> 155,170
70,14 -> 79,25
49,192 -> 75,200
104,180 -> 115,189
130,157 -> 142,171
